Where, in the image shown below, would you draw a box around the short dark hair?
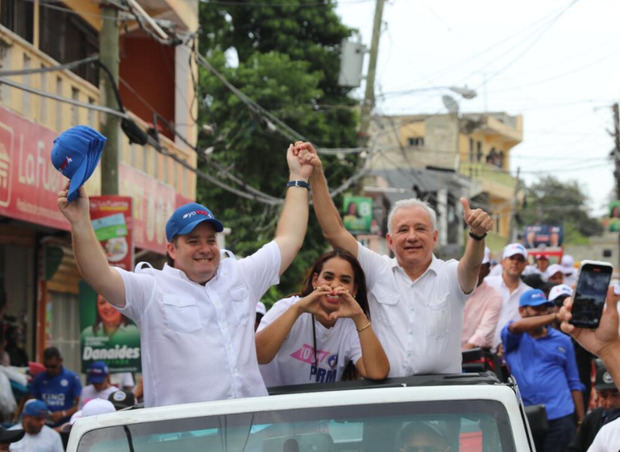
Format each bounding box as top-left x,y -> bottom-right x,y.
166,237 -> 178,267
43,346 -> 61,361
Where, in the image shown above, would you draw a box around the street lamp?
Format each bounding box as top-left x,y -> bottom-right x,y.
377,85 -> 477,100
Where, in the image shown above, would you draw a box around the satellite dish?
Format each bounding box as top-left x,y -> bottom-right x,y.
442,95 -> 459,114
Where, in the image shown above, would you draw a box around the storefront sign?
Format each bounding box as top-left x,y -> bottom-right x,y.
79,281 -> 141,373
0,106 -> 69,230
89,196 -> 133,271
120,164 -> 192,254
609,201 -> 620,232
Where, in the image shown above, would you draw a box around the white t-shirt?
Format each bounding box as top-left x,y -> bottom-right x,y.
258,296 -> 362,387
485,275 -> 532,349
357,243 -> 469,376
587,416 -> 620,452
115,241 -> 280,407
9,424 -> 63,452
109,372 -> 135,390
79,384 -> 119,408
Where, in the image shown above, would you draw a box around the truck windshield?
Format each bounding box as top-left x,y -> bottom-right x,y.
76,400 -> 516,452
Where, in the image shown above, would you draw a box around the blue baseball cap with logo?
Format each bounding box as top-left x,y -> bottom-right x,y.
165,202 -> 224,242
23,399 -> 48,417
519,289 -> 553,307
50,125 -> 106,202
87,361 -> 109,384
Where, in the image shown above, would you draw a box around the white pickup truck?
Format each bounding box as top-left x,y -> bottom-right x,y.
67,373 -> 537,452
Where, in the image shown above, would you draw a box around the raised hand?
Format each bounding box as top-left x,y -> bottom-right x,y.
460,197 -> 493,236
559,286 -> 620,357
293,142 -> 322,174
296,286 -> 332,324
326,287 -> 364,322
57,182 -> 90,226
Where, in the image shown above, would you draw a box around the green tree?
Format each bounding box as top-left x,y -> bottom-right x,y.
519,176 -> 603,243
196,0 -> 359,303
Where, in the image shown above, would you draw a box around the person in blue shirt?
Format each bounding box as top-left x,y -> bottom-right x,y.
29,347 -> 81,428
502,289 -> 584,452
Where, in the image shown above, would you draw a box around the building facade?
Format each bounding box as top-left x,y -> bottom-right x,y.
360,112 -> 522,257
0,0 -> 198,371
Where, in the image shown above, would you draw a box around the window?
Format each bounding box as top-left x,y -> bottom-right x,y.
476,141 -> 482,162
39,65 -> 47,123
88,97 -> 95,126
407,136 -> 424,147
55,77 -> 63,131
469,138 -> 474,162
71,87 -> 80,125
76,400 -> 517,452
0,0 -> 34,43
21,54 -> 30,116
39,5 -> 99,86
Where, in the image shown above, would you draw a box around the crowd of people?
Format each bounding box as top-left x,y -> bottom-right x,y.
47,140 -> 620,451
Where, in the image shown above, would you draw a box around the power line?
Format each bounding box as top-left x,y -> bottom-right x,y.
0,55 -> 98,77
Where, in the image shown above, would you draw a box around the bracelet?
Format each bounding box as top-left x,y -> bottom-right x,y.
286,180 -> 310,190
357,321 -> 371,333
469,231 -> 487,241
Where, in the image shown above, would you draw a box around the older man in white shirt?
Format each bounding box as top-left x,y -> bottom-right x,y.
485,243 -> 533,352
305,143 -> 493,376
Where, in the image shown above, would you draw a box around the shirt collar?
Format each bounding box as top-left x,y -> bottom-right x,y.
391,254 -> 439,280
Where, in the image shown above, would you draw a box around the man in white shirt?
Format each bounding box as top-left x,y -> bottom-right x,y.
57,144 -> 312,407
305,143 -> 493,375
79,361 -> 118,408
9,399 -> 63,452
485,243 -> 532,352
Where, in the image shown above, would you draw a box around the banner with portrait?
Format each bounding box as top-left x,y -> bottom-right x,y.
79,281 -> 141,373
523,224 -> 563,248
342,196 -> 372,234
609,201 -> 620,232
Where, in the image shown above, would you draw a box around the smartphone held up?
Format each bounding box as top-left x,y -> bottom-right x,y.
569,260 -> 613,329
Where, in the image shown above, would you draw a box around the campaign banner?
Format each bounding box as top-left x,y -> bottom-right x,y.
609,201 -> 620,232
79,281 -> 141,373
343,196 -> 372,234
523,224 -> 563,248
89,196 -> 133,271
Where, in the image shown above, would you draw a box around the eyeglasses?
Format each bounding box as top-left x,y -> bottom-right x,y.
598,390 -> 620,399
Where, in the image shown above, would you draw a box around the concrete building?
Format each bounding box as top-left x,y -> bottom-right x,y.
358,112 -> 522,258
0,0 -> 198,371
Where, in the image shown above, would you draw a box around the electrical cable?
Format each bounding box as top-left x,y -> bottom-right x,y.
0,55 -> 99,77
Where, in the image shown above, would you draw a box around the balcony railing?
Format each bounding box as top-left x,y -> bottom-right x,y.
0,25 -> 195,201
460,161 -> 516,198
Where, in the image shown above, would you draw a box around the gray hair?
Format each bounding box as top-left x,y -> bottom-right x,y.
387,198 -> 437,234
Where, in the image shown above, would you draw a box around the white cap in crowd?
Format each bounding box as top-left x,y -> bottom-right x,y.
545,264 -> 564,280
548,284 -> 573,304
561,255 -> 575,270
502,243 -> 527,260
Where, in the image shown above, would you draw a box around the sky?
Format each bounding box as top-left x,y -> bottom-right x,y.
336,0 -> 620,216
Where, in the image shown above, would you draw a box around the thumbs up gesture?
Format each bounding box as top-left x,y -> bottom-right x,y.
460,198 -> 494,237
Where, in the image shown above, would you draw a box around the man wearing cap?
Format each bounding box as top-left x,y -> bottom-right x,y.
303,142 -> 494,376
79,361 -> 117,408
9,399 -> 63,452
485,243 -> 533,352
461,247 -> 502,350
561,254 -> 578,287
568,359 -> 620,451
502,289 -> 585,452
57,144 -> 312,407
544,263 -> 564,285
29,347 -> 81,427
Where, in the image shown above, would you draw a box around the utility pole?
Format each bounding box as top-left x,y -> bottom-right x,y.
612,103 -> 620,267
509,166 -> 521,243
99,2 -> 120,195
358,0 -> 385,144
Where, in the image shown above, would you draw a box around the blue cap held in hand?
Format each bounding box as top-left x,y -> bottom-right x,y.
165,202 -> 224,242
51,125 -> 106,202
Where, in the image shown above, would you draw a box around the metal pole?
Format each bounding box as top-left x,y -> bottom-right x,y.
99,3 -> 120,196
358,0 -> 385,143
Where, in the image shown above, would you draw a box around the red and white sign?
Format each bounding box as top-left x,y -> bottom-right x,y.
89,196 -> 133,270
120,164 -> 192,254
0,106 -> 69,230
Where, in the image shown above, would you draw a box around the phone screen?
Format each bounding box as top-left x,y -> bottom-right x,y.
571,263 -> 613,328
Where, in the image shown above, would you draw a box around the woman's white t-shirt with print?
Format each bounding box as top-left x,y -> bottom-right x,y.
258,296 -> 362,387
